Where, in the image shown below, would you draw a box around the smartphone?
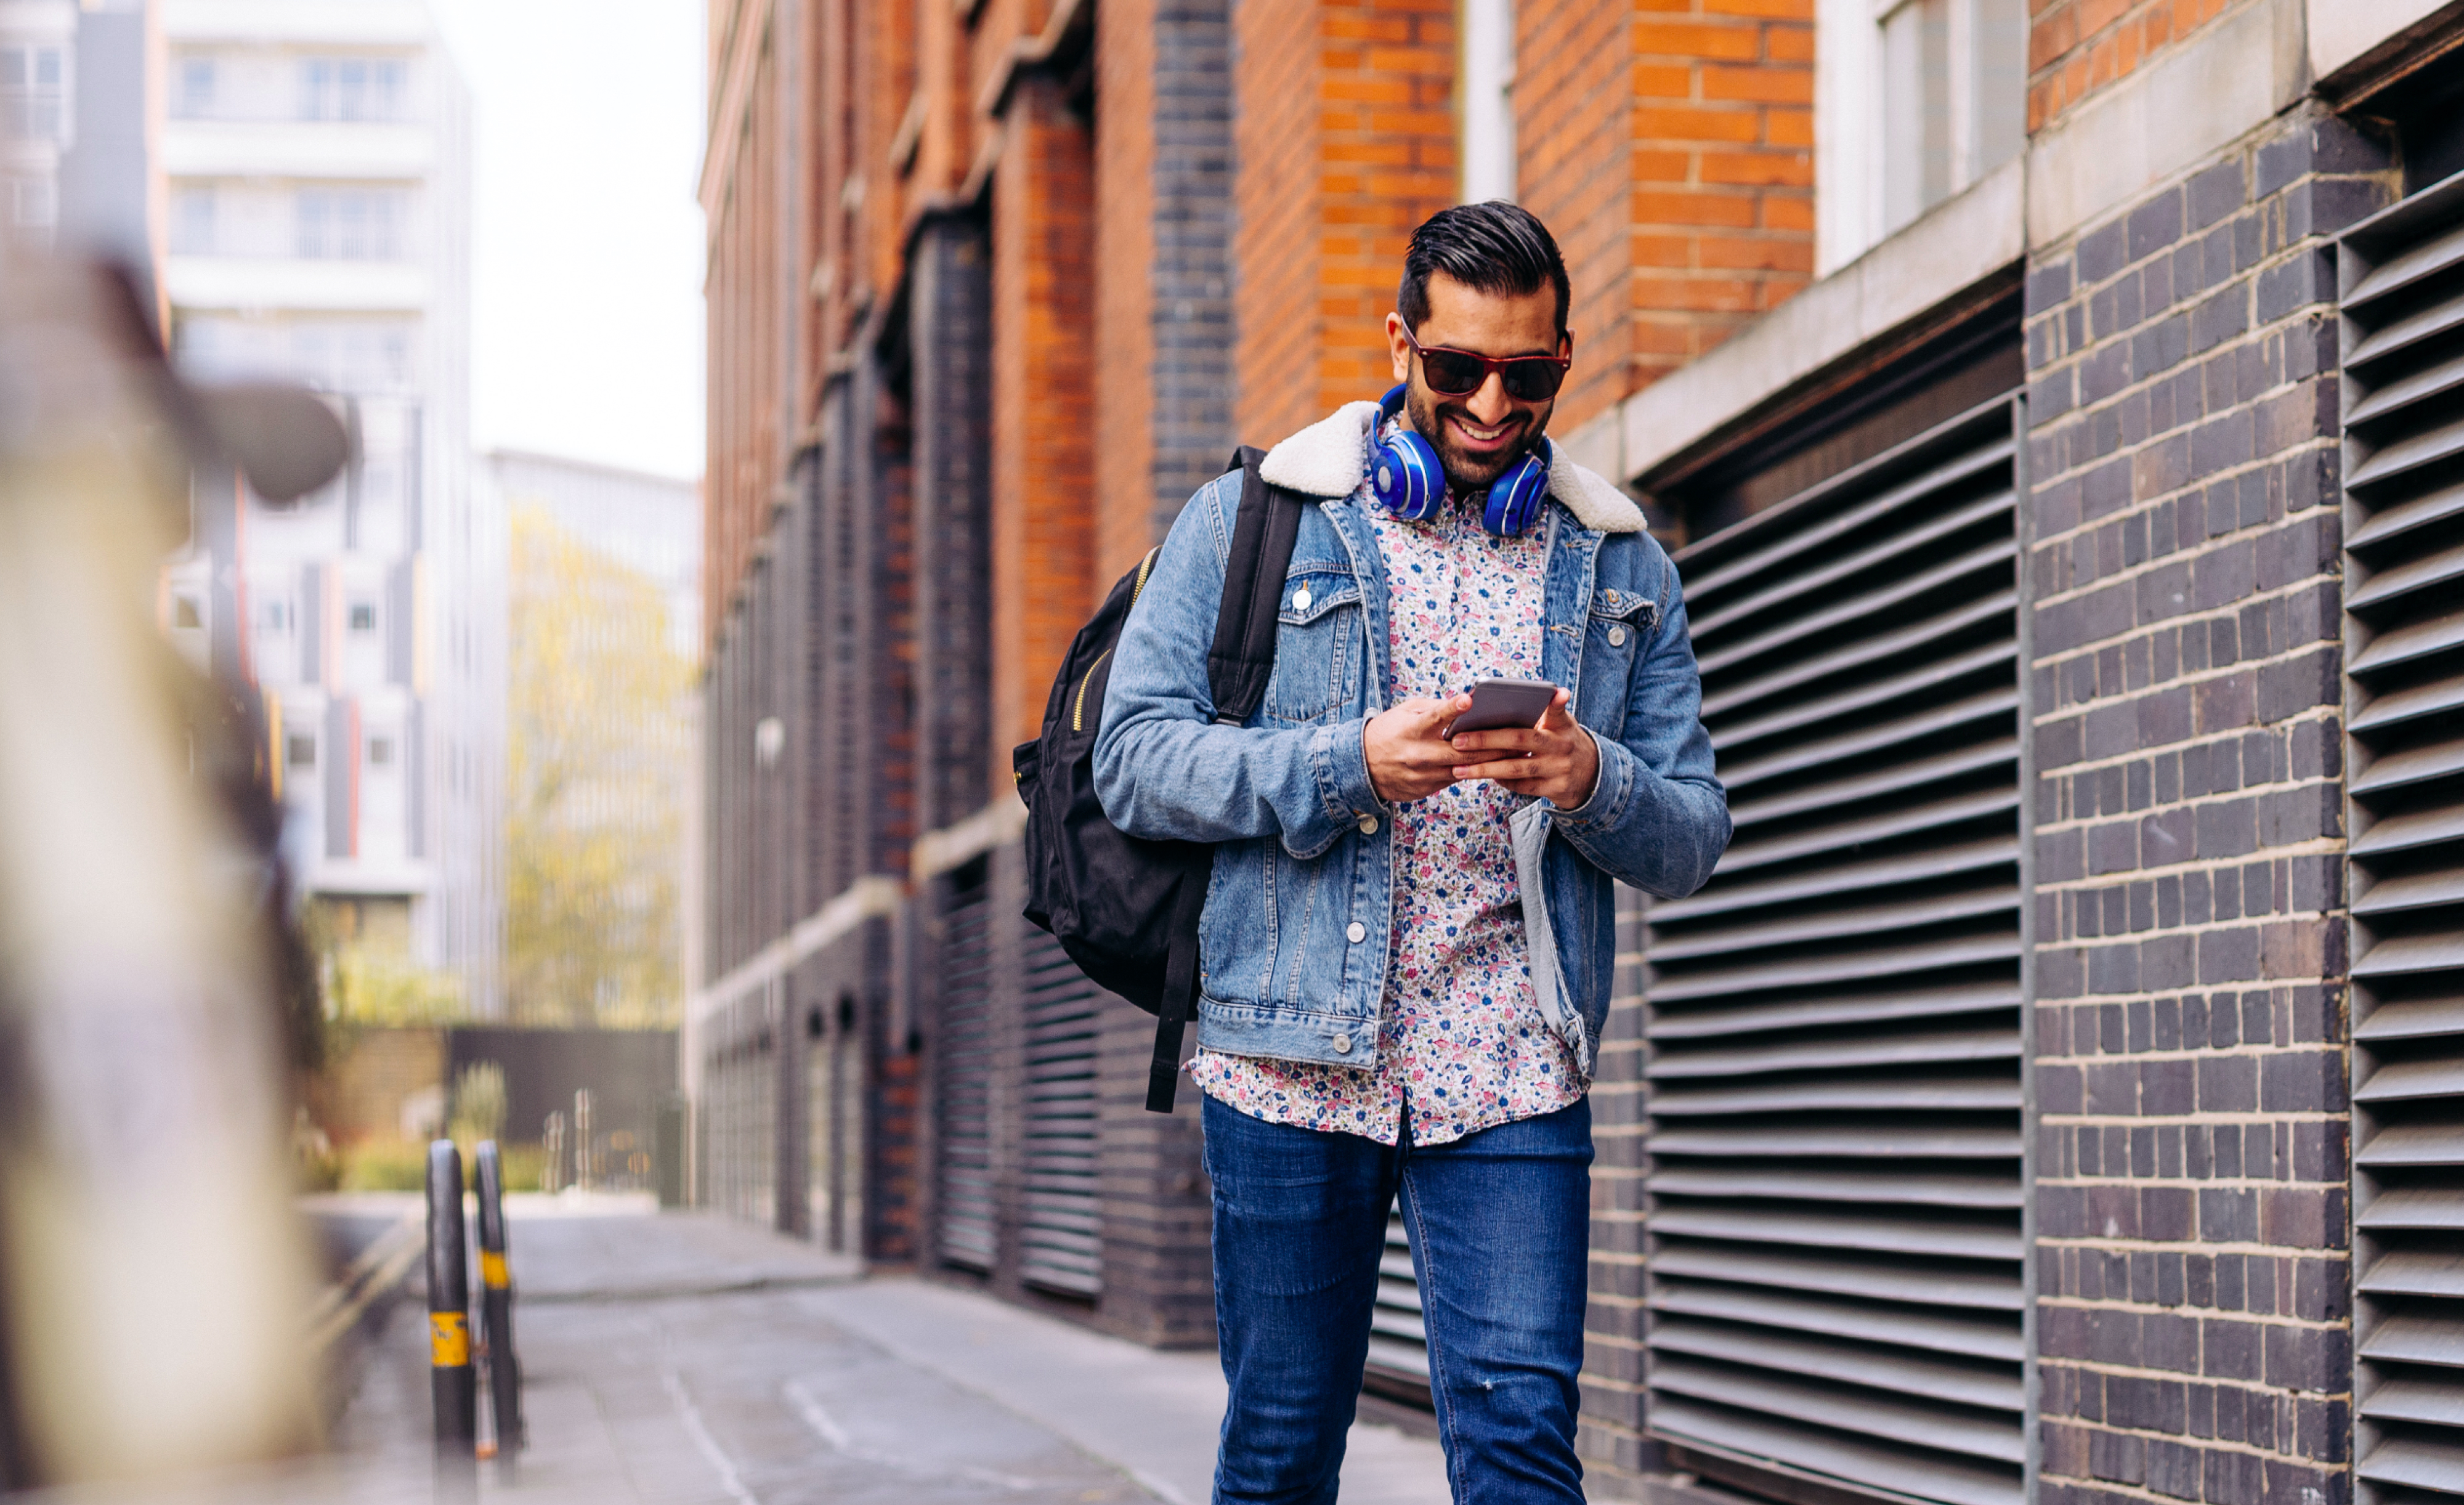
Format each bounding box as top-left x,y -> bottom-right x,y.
1443,677 -> 1561,737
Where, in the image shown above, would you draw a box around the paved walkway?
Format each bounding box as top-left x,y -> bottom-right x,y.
225,1198 -> 1450,1504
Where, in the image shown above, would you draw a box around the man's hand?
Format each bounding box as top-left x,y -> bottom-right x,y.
1448,689 -> 1600,810
1366,694 -> 1520,805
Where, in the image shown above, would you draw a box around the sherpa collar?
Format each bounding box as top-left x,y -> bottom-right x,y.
1257,399 -> 1645,534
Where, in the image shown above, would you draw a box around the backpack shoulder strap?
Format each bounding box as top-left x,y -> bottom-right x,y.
1146,446 -> 1306,1115
1204,445 -> 1305,726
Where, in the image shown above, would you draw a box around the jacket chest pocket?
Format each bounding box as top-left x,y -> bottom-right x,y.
1265,568 -> 1361,723
1579,586 -> 1655,740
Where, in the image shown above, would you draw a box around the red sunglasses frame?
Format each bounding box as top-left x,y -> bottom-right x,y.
1398,317 -> 1573,400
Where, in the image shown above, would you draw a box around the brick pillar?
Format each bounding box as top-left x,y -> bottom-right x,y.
2021,108 -> 2390,1503
1095,0 -> 1159,585
1578,886 -> 1658,1495
1233,0 -> 1455,447
1513,0 -> 1814,437
990,75 -> 1098,793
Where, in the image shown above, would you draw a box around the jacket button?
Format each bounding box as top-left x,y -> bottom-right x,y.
1294,587 -> 1313,611
1346,922 -> 1366,943
1357,814 -> 1379,835
1608,625 -> 1627,647
1332,1034 -> 1353,1054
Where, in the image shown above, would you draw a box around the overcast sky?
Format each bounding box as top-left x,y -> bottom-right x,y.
428,0 -> 706,482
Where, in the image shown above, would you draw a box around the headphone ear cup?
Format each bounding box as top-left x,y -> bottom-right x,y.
1371,430 -> 1445,522
1483,452 -> 1550,535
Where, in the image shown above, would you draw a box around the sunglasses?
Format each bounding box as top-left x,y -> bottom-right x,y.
1399,318 -> 1572,402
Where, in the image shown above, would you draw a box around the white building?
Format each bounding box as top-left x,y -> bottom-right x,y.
159,0 -> 500,1009
0,0 -> 78,249
484,449 -> 700,658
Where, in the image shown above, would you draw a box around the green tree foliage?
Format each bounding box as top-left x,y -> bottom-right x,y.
448,1061 -> 508,1143
505,506 -> 691,1026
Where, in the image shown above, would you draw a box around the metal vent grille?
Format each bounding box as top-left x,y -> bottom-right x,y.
1021,930 -> 1102,1295
936,886 -> 996,1270
2339,171 -> 2464,1505
1643,397 -> 2027,1505
1366,1212 -> 1429,1389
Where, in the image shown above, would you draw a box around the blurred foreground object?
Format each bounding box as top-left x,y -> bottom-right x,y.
0,259 -> 344,1488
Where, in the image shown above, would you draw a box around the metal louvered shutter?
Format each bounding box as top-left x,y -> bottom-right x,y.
937,886 -> 997,1270
1021,930 -> 1102,1295
1365,1213 -> 1429,1392
1643,396 -> 2028,1505
2339,171 -> 2464,1505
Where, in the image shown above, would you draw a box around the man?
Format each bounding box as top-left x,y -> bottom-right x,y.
1094,203 -> 1729,1504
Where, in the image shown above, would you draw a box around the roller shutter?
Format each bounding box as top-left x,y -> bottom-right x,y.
1644,396 -> 2028,1505
1021,930 -> 1103,1295
936,884 -> 996,1270
2339,169 -> 2464,1505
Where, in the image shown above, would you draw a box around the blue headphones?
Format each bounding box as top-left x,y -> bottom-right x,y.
1368,384 -> 1552,536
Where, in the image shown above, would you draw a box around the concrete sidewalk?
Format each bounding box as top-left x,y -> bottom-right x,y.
102,1201 -> 1448,1504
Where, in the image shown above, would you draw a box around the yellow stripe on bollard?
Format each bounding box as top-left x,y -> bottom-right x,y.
480,1251 -> 509,1289
430,1312 -> 470,1367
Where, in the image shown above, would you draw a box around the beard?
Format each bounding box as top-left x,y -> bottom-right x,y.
1404,381 -> 1551,497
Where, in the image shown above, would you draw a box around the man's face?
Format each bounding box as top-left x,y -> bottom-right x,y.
1385,271 -> 1565,496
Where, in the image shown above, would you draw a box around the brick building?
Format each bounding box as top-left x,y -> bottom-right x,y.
695,0 -> 2464,1498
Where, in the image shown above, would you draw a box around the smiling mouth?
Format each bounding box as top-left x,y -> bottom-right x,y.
1446,413 -> 1520,448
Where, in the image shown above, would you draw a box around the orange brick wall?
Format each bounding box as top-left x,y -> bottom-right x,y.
1515,0 -> 1636,430
1233,0 -> 1318,445
704,7 -> 795,649
991,77 -> 1099,793
2027,0 -> 2237,133
1096,0 -> 1159,585
1517,0 -> 1815,437
1236,0 -> 1457,447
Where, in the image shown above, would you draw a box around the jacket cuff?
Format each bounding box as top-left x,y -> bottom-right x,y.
1555,729 -> 1630,829
1316,718 -> 1387,832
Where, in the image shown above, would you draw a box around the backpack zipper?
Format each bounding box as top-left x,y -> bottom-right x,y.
1072,549 -> 1163,735
1072,649 -> 1110,732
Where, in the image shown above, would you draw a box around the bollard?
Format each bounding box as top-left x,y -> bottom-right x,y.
425,1140 -> 477,1496
473,1140 -> 524,1467
543,1111 -> 566,1195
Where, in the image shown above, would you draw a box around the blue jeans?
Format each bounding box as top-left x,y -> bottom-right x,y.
1203,1094 -> 1593,1504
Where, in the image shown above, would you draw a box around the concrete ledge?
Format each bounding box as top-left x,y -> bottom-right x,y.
1610,155 -> 2024,489
2309,0 -> 2462,87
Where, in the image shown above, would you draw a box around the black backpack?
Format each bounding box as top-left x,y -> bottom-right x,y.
1012,447 -> 1303,1113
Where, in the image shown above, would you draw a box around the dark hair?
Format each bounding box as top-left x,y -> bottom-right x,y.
1398,202 -> 1570,338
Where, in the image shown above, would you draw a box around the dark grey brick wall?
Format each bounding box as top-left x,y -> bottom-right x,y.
2022,105 -> 2396,1505
1579,885 -> 1659,1498
910,215 -> 997,836
1149,0 -> 1236,533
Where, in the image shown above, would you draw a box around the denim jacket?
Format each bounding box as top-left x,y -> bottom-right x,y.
1093,401 -> 1730,1079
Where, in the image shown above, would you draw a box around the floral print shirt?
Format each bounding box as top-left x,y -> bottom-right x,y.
1188,425 -> 1585,1146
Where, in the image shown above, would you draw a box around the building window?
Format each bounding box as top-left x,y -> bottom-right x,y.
296,188 -> 406,261
293,321 -> 416,393
1818,0 -> 2025,267
299,57 -> 408,123
349,601 -> 377,632
171,187 -> 216,256
172,595 -> 203,630
9,177 -> 55,236
1,46 -> 68,144
287,735 -> 316,768
259,598 -> 292,632
173,57 -> 216,119
367,737 -> 394,768
1878,0 -> 2022,235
